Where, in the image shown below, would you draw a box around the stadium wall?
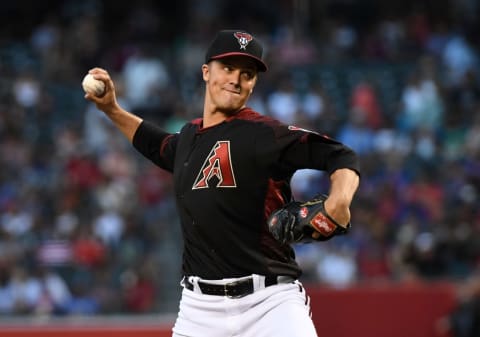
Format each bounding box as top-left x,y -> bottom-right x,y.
0,282 -> 456,337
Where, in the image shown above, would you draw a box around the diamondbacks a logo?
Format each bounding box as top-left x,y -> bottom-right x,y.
234,32 -> 253,50
192,141 -> 237,189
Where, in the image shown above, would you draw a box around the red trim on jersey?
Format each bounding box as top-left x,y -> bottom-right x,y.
192,108 -> 279,134
264,179 -> 287,221
227,107 -> 281,125
191,118 -> 203,126
159,134 -> 175,157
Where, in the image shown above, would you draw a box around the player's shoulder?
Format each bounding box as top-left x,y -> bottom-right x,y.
232,108 -> 325,139
180,118 -> 202,131
234,108 -> 281,127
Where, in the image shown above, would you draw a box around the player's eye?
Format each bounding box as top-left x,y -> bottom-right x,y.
242,71 -> 255,80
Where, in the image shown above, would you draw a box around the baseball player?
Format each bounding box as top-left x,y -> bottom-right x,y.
84,30 -> 360,337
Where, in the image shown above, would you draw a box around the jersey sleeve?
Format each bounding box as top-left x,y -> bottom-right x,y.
296,131 -> 360,175
132,120 -> 178,172
267,123 -> 360,177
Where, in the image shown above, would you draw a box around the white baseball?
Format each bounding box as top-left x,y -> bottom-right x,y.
82,73 -> 105,96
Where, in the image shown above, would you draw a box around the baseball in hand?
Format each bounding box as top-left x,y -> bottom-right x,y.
82,74 -> 105,96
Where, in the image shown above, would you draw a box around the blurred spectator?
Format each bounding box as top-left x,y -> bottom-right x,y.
8,266 -> 41,314
12,71 -> 41,110
425,20 -> 450,58
272,26 -> 318,66
122,44 -> 170,117
356,219 -> 392,282
398,69 -> 444,134
378,18 -> 407,60
298,82 -> 338,133
92,210 -> 125,247
64,281 -> 100,315
464,113 -> 480,158
290,169 -> 324,201
30,13 -> 61,61
442,34 -> 478,88
63,151 -> 103,190
266,74 -> 300,124
324,19 -> 358,61
1,200 -> 34,238
315,245 -> 357,288
0,267 -> 12,314
72,226 -> 106,268
349,80 -> 384,129
67,13 -> 102,79
336,107 -> 375,155
448,69 -> 480,122
120,265 -> 156,313
33,266 -> 72,315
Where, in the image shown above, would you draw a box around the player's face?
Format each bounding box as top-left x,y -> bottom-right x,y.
203,56 -> 258,114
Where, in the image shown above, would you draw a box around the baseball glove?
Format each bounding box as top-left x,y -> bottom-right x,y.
267,194 -> 350,244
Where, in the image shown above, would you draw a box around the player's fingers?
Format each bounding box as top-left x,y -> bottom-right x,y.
88,68 -> 110,82
84,91 -> 101,103
89,67 -> 107,74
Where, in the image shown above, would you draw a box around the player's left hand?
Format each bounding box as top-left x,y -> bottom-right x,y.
267,194 -> 351,244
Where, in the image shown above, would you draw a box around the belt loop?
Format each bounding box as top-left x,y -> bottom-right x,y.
252,274 -> 264,291
188,276 -> 202,294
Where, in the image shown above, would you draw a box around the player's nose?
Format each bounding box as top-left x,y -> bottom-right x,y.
227,69 -> 242,84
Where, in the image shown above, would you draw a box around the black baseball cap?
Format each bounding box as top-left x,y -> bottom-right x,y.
205,30 -> 268,72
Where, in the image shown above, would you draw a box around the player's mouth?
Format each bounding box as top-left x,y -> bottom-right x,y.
222,86 -> 241,95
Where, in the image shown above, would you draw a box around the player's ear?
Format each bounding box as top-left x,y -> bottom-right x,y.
202,64 -> 209,82
249,77 -> 258,94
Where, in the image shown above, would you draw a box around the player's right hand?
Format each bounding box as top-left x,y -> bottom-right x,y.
84,68 -> 119,113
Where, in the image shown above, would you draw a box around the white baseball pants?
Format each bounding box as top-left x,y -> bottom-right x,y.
172,276 -> 318,337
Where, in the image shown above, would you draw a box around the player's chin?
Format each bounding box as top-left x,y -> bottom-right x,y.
216,101 -> 241,114
222,96 -> 248,111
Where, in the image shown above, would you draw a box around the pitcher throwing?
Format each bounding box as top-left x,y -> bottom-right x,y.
84,29 -> 360,337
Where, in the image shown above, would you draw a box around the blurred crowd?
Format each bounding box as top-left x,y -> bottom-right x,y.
0,0 -> 480,317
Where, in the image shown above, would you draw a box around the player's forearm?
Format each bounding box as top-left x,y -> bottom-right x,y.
328,168 -> 359,205
325,168 -> 360,224
104,105 -> 143,142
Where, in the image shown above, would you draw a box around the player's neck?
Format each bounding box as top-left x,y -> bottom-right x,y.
202,110 -> 226,128
203,100 -> 237,127
203,106 -> 248,127
200,111 -> 224,128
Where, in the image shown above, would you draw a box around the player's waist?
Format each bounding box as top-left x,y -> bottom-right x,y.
182,274 -> 295,298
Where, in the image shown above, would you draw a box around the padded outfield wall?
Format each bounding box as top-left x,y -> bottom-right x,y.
0,282 -> 456,337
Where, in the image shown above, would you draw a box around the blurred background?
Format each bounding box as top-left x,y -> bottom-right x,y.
0,0 -> 480,336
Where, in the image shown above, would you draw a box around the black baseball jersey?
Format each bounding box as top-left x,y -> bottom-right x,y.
133,108 -> 359,280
